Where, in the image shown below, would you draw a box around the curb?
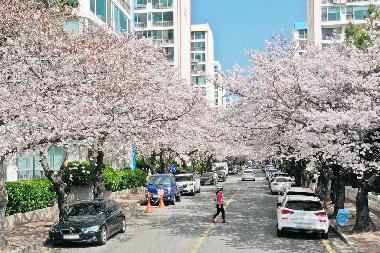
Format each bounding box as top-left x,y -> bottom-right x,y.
329,224 -> 349,244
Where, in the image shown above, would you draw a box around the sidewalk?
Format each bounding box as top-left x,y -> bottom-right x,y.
0,192 -> 145,253
328,200 -> 380,253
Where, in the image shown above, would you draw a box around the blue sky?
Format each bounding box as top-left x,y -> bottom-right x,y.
192,0 -> 306,70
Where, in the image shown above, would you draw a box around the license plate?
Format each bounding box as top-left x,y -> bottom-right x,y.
63,234 -> 80,240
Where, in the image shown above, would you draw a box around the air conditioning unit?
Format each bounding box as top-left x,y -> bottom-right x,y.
333,0 -> 339,4
340,0 -> 346,3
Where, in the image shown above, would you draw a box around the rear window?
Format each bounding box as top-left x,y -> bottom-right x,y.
288,192 -> 315,197
244,170 -> 253,173
285,201 -> 323,211
276,178 -> 292,182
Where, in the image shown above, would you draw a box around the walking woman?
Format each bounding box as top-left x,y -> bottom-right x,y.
212,186 -> 226,223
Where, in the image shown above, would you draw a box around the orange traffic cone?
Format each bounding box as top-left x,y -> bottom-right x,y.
159,193 -> 165,208
145,192 -> 153,214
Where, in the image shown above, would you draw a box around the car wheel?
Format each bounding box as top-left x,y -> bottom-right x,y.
277,228 -> 283,237
120,217 -> 126,233
98,226 -> 107,245
253,179 -> 256,181
321,232 -> 328,239
175,194 -> 181,202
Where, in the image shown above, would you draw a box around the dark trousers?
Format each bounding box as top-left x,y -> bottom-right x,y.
213,204 -> 225,220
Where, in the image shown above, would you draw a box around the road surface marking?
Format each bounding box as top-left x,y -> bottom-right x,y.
190,192 -> 238,253
322,239 -> 335,253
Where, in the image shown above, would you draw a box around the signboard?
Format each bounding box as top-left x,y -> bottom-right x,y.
170,165 -> 176,174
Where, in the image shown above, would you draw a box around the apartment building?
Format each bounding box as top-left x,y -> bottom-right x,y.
307,0 -> 380,48
213,61 -> 232,109
292,21 -> 308,55
190,24 -> 216,106
134,0 -> 192,85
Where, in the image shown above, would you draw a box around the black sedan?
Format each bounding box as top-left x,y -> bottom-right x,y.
49,199 -> 126,245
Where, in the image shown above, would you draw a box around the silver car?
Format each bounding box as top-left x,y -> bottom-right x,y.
242,169 -> 256,181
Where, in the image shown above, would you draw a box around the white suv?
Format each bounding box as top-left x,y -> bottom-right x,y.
277,195 -> 329,239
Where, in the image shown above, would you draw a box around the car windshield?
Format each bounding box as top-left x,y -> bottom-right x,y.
244,170 -> 253,173
147,176 -> 171,185
66,202 -> 106,217
275,173 -> 288,177
202,172 -> 213,177
288,192 -> 315,196
176,176 -> 193,182
285,201 -> 323,211
276,177 -> 292,182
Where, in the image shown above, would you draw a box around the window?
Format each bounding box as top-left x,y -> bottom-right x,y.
191,41 -> 205,51
135,0 -> 147,9
298,29 -> 307,39
215,99 -> 219,106
192,76 -> 206,86
164,47 -> 174,61
322,27 -> 342,40
142,30 -> 174,42
354,6 -> 368,20
191,64 -> 206,73
64,19 -> 80,34
214,90 -> 219,97
346,6 -> 354,20
112,4 -> 128,34
191,53 -> 205,62
153,0 -> 173,8
90,0 -> 106,22
191,31 -> 205,40
322,7 -> 341,21
152,12 -> 173,22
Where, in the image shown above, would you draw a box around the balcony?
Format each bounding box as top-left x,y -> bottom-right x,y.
134,4 -> 146,10
135,22 -> 146,28
153,2 -> 173,9
153,21 -> 173,27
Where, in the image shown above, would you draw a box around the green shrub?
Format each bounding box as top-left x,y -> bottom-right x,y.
61,161 -> 95,186
104,166 -> 147,192
6,179 -> 56,216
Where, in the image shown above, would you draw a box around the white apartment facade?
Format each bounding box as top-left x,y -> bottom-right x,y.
190,24 -> 216,107
292,21 -> 308,55
307,0 -> 380,48
134,0 -> 192,85
213,61 -> 232,109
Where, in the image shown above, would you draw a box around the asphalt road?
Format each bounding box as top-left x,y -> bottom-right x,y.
41,172 -> 355,253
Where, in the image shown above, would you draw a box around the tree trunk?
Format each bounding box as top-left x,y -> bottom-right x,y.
352,186 -> 377,233
0,158 -> 8,246
93,150 -> 105,199
318,163 -> 329,207
159,149 -> 165,173
40,151 -> 69,220
333,168 -> 346,217
150,151 -> 157,174
293,160 -> 302,187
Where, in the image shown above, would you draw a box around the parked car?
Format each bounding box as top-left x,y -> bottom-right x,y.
269,172 -> 289,182
270,177 -> 293,194
175,173 -> 201,195
278,187 -> 317,205
49,199 -> 126,245
277,195 -> 329,239
265,169 -> 277,180
217,169 -> 227,182
200,172 -> 214,185
228,166 -> 239,175
145,174 -> 181,205
242,169 -> 256,181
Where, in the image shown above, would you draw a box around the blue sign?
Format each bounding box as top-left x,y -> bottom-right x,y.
170,165 -> 176,174
131,146 -> 137,171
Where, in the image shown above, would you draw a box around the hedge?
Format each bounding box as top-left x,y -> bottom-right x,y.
104,166 -> 147,192
5,179 -> 56,216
